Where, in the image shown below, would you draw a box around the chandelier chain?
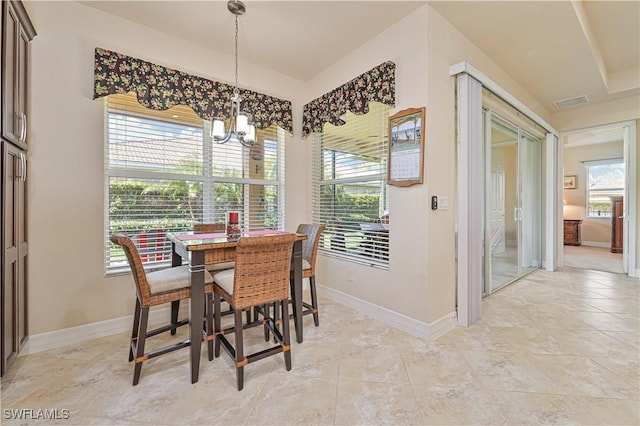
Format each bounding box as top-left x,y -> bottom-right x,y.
234,13 -> 239,95
212,0 -> 254,148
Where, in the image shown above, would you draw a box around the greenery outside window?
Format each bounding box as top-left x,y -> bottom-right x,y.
586,159 -> 624,218
105,93 -> 285,272
312,102 -> 391,268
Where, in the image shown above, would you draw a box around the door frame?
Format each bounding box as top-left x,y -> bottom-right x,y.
558,121 -> 638,277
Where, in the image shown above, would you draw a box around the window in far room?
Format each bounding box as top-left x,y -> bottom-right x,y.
586,159 -> 624,218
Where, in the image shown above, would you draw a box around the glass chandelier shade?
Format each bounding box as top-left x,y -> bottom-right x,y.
212,0 -> 256,147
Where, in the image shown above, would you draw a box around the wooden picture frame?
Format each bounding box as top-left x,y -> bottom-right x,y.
387,107 -> 425,187
563,175 -> 577,189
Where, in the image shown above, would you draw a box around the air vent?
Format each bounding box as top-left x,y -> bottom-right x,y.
553,95 -> 589,109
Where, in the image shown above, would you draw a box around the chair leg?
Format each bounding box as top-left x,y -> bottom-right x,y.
214,294 -> 221,358
170,300 -> 180,335
133,307 -> 149,386
234,309 -> 245,391
281,299 -> 292,371
309,276 -> 320,326
271,301 -> 279,343
263,304 -> 270,342
206,293 -> 214,361
289,278 -> 299,336
129,298 -> 141,362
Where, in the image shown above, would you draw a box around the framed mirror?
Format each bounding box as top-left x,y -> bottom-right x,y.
387,107 -> 425,187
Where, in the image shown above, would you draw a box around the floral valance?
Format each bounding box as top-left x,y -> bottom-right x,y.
302,61 -> 395,138
93,47 -> 293,134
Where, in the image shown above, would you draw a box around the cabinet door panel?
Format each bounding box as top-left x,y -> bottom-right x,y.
15,23 -> 29,149
1,2 -> 19,144
1,1 -> 30,149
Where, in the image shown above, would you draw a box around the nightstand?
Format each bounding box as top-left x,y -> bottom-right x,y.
563,219 -> 582,246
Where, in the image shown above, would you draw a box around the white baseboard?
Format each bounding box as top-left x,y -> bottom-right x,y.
581,241 -> 610,248
318,284 -> 457,340
21,305 -> 186,355
22,286 -> 460,355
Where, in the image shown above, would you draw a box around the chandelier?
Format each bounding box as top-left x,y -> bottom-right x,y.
211,0 -> 256,147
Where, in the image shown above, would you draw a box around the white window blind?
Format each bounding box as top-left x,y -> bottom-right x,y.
586,159 -> 624,218
312,102 -> 391,268
105,93 -> 285,272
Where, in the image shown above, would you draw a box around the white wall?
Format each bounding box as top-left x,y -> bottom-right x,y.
24,1 -> 307,334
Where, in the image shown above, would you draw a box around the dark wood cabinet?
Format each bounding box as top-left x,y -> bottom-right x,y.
1,0 -> 34,377
611,196 -> 623,253
1,0 -> 35,150
563,219 -> 582,246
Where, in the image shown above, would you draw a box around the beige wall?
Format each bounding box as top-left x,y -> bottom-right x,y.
24,1 -> 307,334
563,141 -> 624,245
311,4 -> 557,324
309,7 -> 432,322
423,6 -> 557,321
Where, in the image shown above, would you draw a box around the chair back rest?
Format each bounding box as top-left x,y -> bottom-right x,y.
296,224 -> 326,273
110,233 -> 151,306
232,233 -> 297,309
194,223 -> 225,233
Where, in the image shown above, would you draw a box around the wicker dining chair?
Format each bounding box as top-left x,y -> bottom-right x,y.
192,222 -> 243,321
110,233 -> 213,386
207,233 -> 297,391
293,224 -> 325,326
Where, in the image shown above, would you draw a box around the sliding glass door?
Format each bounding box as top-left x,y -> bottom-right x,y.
484,112 -> 542,294
518,129 -> 542,279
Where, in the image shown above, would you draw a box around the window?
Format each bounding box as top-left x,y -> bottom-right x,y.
586,159 -> 624,218
105,93 -> 285,272
312,102 -> 391,268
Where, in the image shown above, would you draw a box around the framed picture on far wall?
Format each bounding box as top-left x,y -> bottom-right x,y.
564,175 -> 577,189
388,107 -> 425,187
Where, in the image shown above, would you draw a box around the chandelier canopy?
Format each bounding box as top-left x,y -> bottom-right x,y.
211,0 -> 256,147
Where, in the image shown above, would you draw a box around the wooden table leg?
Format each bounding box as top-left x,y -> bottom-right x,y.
171,242 -> 181,267
189,250 -> 205,384
291,239 -> 303,343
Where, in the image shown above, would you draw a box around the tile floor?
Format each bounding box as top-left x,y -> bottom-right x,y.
1,267 -> 638,425
564,245 -> 624,274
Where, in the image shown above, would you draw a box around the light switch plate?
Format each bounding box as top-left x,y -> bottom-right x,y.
439,196 -> 449,210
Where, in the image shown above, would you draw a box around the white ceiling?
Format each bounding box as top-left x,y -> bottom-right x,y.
79,1 -> 426,82
80,0 -> 639,116
428,1 -> 640,114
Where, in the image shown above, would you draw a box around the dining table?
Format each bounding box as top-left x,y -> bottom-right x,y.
168,230 -> 307,384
